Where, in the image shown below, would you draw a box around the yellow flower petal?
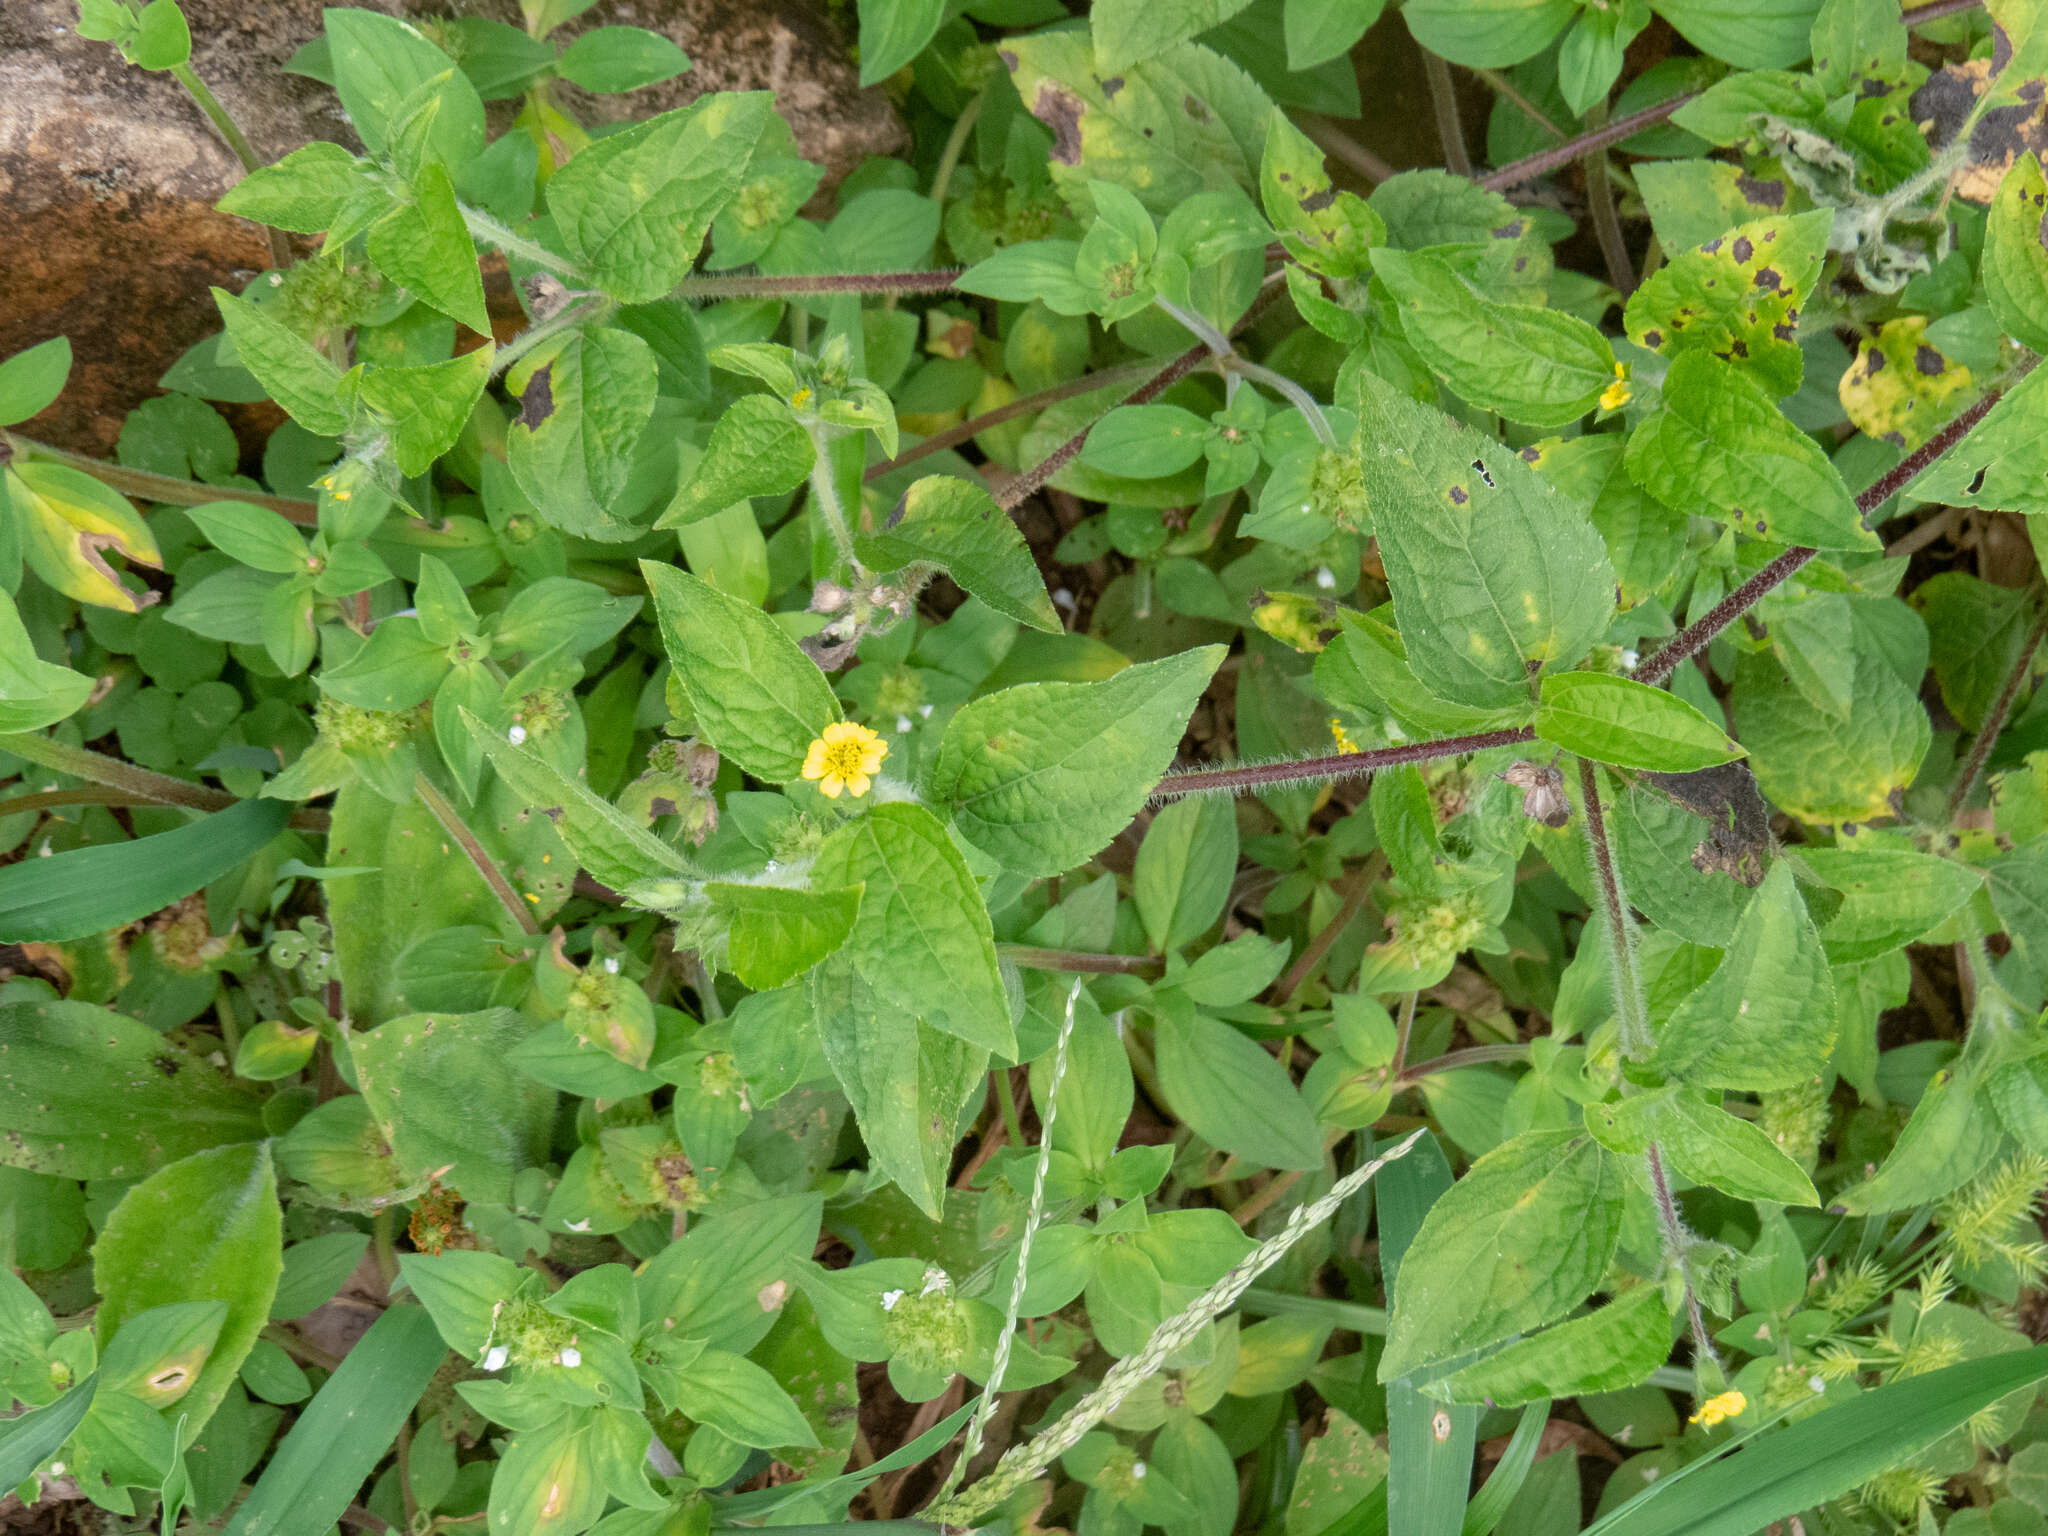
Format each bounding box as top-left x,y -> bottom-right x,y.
844,772 -> 871,798
819,772 -> 844,798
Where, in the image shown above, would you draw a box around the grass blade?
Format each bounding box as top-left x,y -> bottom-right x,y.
1592,1344 -> 2048,1536
0,1375 -> 96,1489
1461,1399 -> 1550,1536
222,1304 -> 446,1536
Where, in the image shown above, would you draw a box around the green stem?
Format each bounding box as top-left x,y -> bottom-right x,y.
804,425 -> 861,572
929,88 -> 985,207
1422,51 -> 1472,176
863,361 -> 1158,484
460,204 -> 587,281
1396,1042 -> 1531,1084
1231,359 -> 1337,447
674,270 -> 965,301
1577,757 -> 1652,1061
489,298 -> 613,379
993,1069 -> 1026,1148
3,434 -> 318,524
1948,609 -> 2046,822
412,772 -> 541,936
1469,66 -> 1566,140
169,61 -> 263,172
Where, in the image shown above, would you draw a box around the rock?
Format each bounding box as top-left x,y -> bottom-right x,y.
0,0 -> 904,455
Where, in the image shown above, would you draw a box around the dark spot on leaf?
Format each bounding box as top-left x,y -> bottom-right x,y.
1861,77 -> 1889,99
1863,348 -> 1885,373
649,797 -> 678,816
885,495 -> 908,530
1471,458 -> 1494,488
1519,445 -> 1541,462
1729,339 -> 1749,357
1883,430 -> 1906,446
1992,21 -> 2014,75
1774,321 -> 1797,340
1643,328 -> 1663,348
1491,221 -> 1524,239
541,806 -> 564,823
1968,466 -> 1987,494
1102,75 -> 1124,98
1300,187 -> 1337,213
1732,235 -> 1754,262
1448,484 -> 1469,505
1914,344 -> 1946,376
1183,93 -> 1210,123
998,48 -> 1018,70
1735,173 -> 1786,208
1753,266 -> 1782,291
1513,257 -> 1527,273
153,1055 -> 178,1076
517,366 -> 554,430
1034,84 -> 1085,165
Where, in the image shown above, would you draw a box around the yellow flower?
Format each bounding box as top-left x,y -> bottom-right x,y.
790,386 -> 813,410
802,721 -> 887,799
1329,716 -> 1362,756
1600,361 -> 1632,412
1689,1390 -> 1746,1428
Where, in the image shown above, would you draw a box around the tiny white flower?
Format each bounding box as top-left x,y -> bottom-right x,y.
1051,587 -> 1076,609
558,1347 -> 582,1369
1299,503 -> 1311,513
880,1289 -> 905,1311
1132,1462 -> 1148,1479
919,703 -> 934,718
920,1267 -> 950,1297
1808,1375 -> 1825,1394
1621,649 -> 1640,669
268,272 -> 284,287
603,957 -> 620,975
1315,565 -> 1336,589
897,714 -> 913,734
508,725 -> 528,745
482,1346 -> 509,1372
564,1218 -> 592,1233
49,1462 -> 64,1477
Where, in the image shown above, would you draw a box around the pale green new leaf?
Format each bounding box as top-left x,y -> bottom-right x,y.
1649,862 -> 1836,1090
1154,1010 -> 1324,1171
670,1348 -> 821,1450
210,289 -> 347,436
657,393 -> 813,528
1536,672 -> 1743,772
216,142 -> 374,234
356,346 -> 494,477
855,474 -> 1061,633
1350,368 -> 1616,710
1379,1130 -> 1623,1383
1906,360 -> 2048,514
1399,0 -> 1574,67
1371,247 -> 1616,427
1433,1284 -> 1672,1407
1832,1063 -> 2001,1215
324,9 -> 486,170
1588,1087 -> 1819,1205
642,563 -> 840,782
1093,0 -> 1257,72
364,163 -> 491,335
812,802 -> 1013,1057
545,92 -> 774,302
1626,351 -> 1875,550
706,882 -> 862,990
0,588 -> 92,732
926,646 -> 1225,876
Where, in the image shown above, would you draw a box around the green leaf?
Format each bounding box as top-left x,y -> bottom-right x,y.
808,953 -> 988,1219
956,241 -> 1095,315
365,164 -> 491,334
635,1192 -> 822,1353
858,0 -> 946,84
1398,0 -> 1574,66
1349,367 -> 1617,710
999,32 -> 1274,214
658,393 -> 814,528
0,797 -> 289,943
270,1233 -> 371,1320
926,646 -> 1225,877
1649,0 -> 1824,71
0,1377 -> 96,1490
554,25 -> 691,92
1080,404 -> 1210,478
545,92 -> 774,302
1260,107 -> 1384,277
1732,648 -> 1931,825
856,474 -> 1061,634
1371,247 -> 1615,428
1625,351 -> 1875,551
185,500 -> 308,574
1522,434 -> 1689,612
0,999 -> 266,1179
461,707 -> 691,892
127,0 -> 191,68
1986,154 -> 2048,355
1536,672 -> 1742,772
506,326 -> 658,540
643,562 -> 840,782
1907,361 -> 2048,516
1379,1130 -> 1623,1383
0,336 -> 73,427
1155,1010 -> 1324,1171
0,589 -> 92,732
1134,794 -> 1239,953
706,882 -> 863,989
356,345 -> 495,477
317,615 -> 446,711
1587,1088 -> 1819,1205
1587,1346 -> 2048,1536
1285,0 -> 1388,69
210,289 -> 347,436
1831,1063 -> 2001,1215
221,1306 -> 446,1536
216,142 -> 374,233
324,7 -> 485,171
398,1249 -> 521,1359
1801,848 -> 1985,963
1622,211 -> 1834,396
1648,862 -> 1834,1090
1433,1284 -> 1672,1407
350,1008 -> 556,1205
813,801 -> 1014,1056
1092,0 -> 1257,72
671,1348 -> 821,1450
93,1143 -> 281,1435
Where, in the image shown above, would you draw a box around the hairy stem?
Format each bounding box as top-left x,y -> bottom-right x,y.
3,435 -> 319,524
1231,359 -> 1338,447
999,945 -> 1166,978
1948,611 -> 2047,822
1152,727 -> 1535,800
1396,1041 -> 1532,1085
1577,757 -> 1652,1061
1637,364 -> 2030,687
1470,66 -> 1566,140
805,426 -> 862,571
1645,1142 -> 1718,1369
674,269 -> 965,301
489,297 -> 613,379
461,204 -> 588,281
413,772 -> 541,936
